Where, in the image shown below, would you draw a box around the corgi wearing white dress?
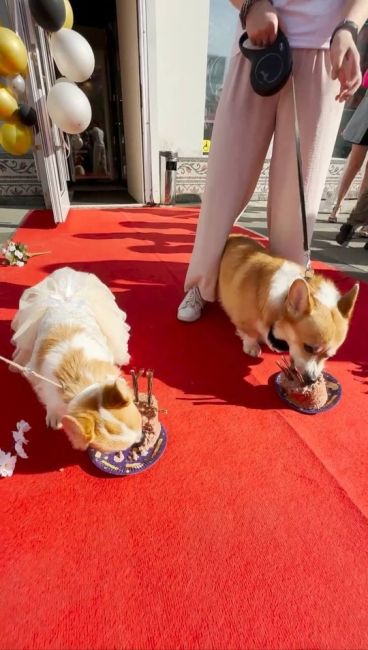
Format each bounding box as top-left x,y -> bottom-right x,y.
11,267 -> 142,452
219,235 -> 359,383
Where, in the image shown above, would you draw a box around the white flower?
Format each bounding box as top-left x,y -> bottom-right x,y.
14,442 -> 28,459
1,248 -> 6,255
16,260 -> 25,267
14,250 -> 23,259
18,420 -> 31,434
13,421 -> 30,446
8,243 -> 15,252
0,450 -> 17,477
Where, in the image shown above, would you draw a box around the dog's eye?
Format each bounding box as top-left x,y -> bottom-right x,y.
303,344 -> 315,354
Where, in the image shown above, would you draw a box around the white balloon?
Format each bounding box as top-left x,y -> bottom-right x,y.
55,76 -> 76,85
50,29 -> 95,83
47,81 -> 92,134
8,74 -> 26,98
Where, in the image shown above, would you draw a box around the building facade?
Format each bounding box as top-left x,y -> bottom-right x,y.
2,0 -> 368,218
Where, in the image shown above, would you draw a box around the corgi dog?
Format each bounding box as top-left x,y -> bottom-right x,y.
218,235 -> 359,383
11,267 -> 142,452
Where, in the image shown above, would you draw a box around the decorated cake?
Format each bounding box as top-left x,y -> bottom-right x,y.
277,357 -> 328,410
128,391 -> 162,461
279,371 -> 328,410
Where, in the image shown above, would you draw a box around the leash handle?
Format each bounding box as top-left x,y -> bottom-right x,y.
291,75 -> 312,272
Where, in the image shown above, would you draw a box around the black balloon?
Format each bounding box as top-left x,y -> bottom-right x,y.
29,0 -> 66,32
17,104 -> 38,127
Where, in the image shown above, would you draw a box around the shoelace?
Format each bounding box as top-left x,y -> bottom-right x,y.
182,288 -> 204,309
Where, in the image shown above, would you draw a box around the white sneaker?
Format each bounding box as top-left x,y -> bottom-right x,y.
177,287 -> 205,322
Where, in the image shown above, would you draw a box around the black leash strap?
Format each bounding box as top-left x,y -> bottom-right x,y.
291,75 -> 313,274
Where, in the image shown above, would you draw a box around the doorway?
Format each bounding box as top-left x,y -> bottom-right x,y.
68,0 -> 135,204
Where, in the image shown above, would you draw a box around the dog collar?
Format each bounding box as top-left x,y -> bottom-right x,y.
268,326 -> 289,353
67,382 -> 102,410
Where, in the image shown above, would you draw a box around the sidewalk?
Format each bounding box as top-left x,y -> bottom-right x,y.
0,208 -> 29,248
1,202 -> 367,280
239,199 -> 367,281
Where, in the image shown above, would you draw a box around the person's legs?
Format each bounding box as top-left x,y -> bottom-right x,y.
348,188 -> 368,227
336,188 -> 368,245
358,155 -> 368,198
328,144 -> 368,222
183,53 -> 278,303
267,49 -> 344,265
336,198 -> 368,244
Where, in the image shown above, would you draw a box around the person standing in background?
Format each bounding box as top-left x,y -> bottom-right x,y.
90,121 -> 107,176
328,68 -> 368,223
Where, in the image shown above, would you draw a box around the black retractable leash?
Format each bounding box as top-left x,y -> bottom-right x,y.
290,75 -> 313,276
239,29 -> 292,96
239,30 -> 313,276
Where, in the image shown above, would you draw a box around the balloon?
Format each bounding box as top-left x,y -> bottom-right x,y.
29,0 -> 66,32
55,76 -> 75,85
0,121 -> 33,155
0,84 -> 18,119
46,81 -> 91,134
50,29 -> 95,83
63,0 -> 74,29
17,104 -> 38,127
0,27 -> 28,76
8,74 -> 26,98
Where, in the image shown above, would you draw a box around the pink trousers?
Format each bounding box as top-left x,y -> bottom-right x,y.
184,49 -> 344,301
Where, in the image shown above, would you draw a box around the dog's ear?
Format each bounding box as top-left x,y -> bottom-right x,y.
287,279 -> 312,317
61,414 -> 95,450
101,378 -> 132,410
338,283 -> 359,320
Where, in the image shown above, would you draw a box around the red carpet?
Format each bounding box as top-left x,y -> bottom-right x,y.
1,207 -> 368,650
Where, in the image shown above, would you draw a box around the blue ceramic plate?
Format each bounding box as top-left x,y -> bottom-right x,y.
274,371 -> 342,415
88,425 -> 167,476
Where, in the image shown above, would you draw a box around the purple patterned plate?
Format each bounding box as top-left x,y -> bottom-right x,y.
88,425 -> 167,476
274,371 -> 342,415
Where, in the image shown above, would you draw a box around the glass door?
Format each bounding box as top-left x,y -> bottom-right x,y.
12,0 -> 70,223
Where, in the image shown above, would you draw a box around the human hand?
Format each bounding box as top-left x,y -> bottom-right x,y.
330,30 -> 362,102
246,0 -> 278,47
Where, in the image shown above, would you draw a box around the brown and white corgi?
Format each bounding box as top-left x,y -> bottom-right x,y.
218,235 -> 359,383
11,267 -> 142,452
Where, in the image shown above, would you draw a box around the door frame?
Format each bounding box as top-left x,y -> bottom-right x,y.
115,0 -> 152,205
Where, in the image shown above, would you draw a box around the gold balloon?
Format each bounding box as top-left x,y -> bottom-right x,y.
0,121 -> 32,155
0,27 -> 28,77
0,84 -> 18,119
63,0 -> 74,29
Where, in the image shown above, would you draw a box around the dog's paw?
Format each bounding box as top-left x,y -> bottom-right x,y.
242,340 -> 262,358
46,413 -> 62,430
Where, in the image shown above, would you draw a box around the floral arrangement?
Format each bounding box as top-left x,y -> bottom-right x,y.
1,240 -> 50,267
0,420 -> 30,477
1,241 -> 30,266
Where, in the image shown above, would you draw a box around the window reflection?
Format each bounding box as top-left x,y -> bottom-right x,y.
69,40 -> 113,180
203,0 -> 237,153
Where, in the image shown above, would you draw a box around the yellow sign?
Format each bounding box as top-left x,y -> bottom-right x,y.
202,139 -> 211,154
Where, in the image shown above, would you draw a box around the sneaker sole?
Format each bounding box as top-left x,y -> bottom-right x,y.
177,311 -> 202,323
